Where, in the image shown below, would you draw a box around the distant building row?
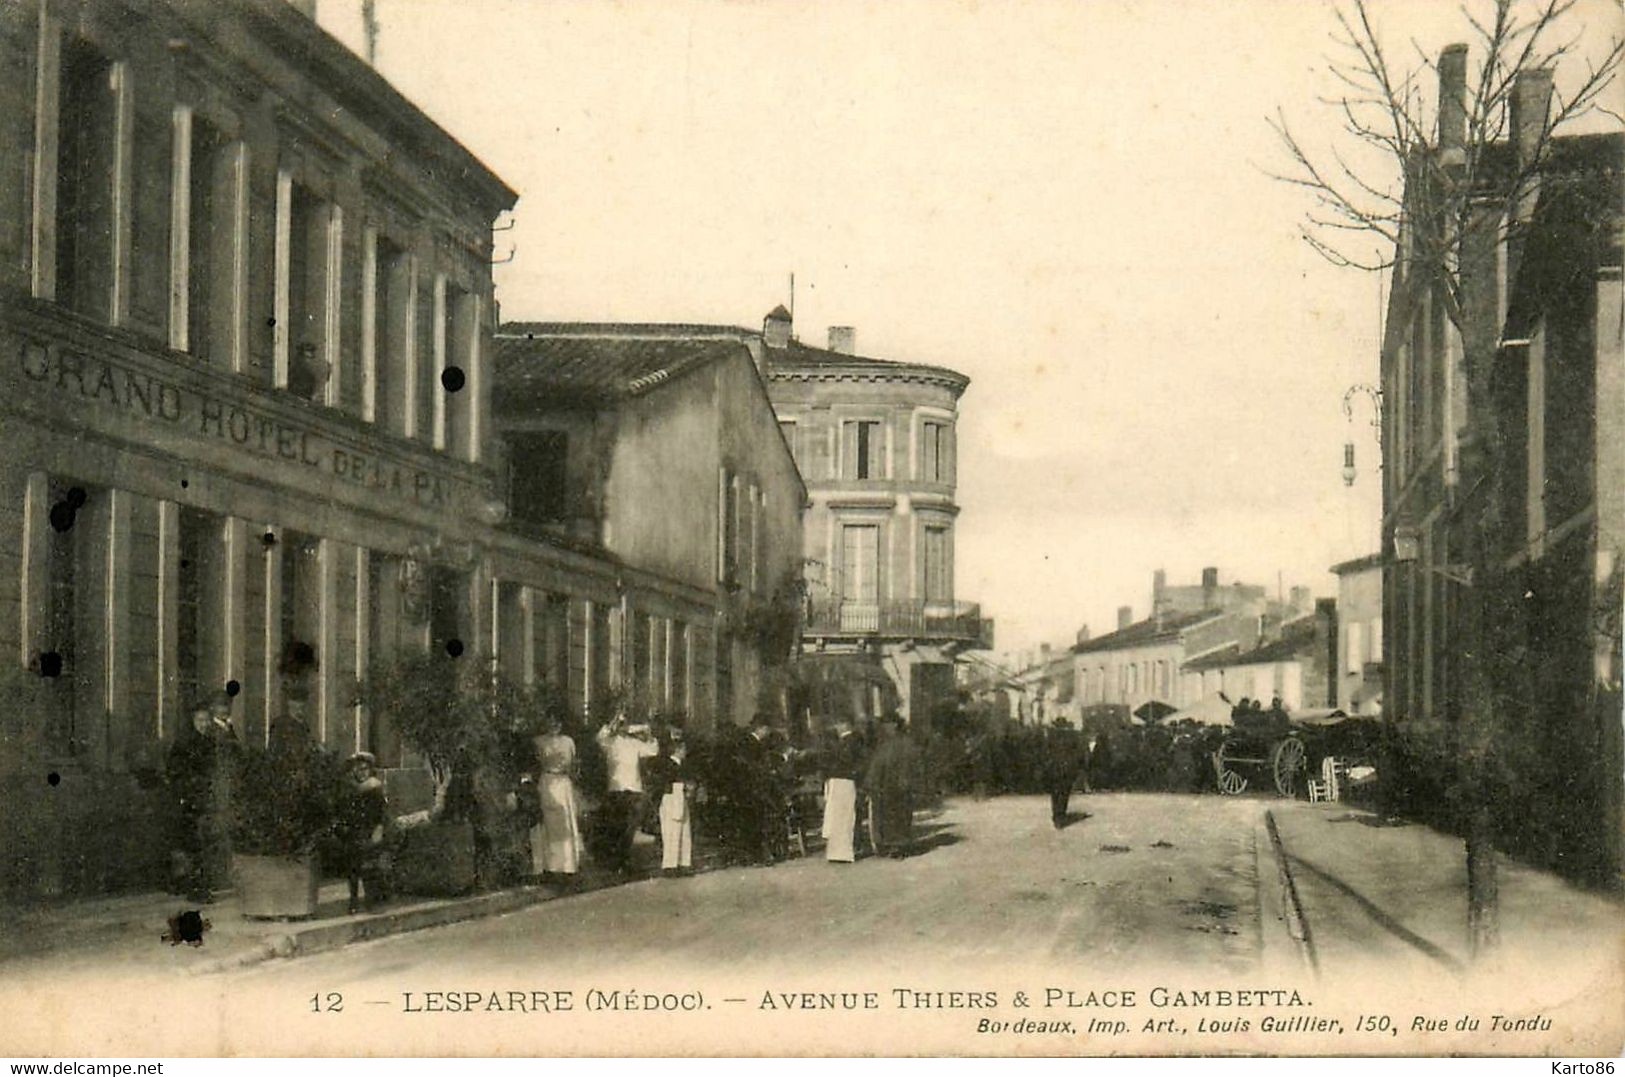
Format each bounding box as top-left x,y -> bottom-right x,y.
992,561 -> 1384,727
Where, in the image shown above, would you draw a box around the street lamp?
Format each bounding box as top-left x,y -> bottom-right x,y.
1341,384 -> 1382,486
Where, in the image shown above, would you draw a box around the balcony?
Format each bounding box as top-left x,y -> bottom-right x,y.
806,598 -> 994,649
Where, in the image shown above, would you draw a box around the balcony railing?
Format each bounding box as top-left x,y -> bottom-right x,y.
806,599 -> 993,648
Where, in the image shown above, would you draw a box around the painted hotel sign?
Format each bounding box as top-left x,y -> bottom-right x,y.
11,331 -> 463,510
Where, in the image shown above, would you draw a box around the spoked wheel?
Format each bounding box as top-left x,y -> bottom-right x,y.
1272,736 -> 1307,797
1213,740 -> 1248,795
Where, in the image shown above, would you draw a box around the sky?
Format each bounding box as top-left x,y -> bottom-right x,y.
315,0 -> 1619,659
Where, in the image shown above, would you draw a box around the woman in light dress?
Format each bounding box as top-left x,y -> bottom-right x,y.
529,716 -> 582,884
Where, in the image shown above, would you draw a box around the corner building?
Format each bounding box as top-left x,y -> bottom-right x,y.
0,0 -> 517,900
758,308 -> 993,733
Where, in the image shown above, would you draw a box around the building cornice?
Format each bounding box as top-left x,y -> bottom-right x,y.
766,368 -> 969,393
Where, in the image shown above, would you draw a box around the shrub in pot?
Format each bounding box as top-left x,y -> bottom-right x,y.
467,671 -> 551,887
365,653 -> 516,895
231,714 -> 340,919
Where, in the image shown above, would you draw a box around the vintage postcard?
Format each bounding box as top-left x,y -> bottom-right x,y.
0,0 -> 1621,1060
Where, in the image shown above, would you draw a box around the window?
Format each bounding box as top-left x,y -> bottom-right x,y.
129,110 -> 169,336
445,282 -> 475,458
176,506 -> 225,713
538,594 -> 569,690
1345,623 -> 1365,674
721,470 -> 739,585
285,180 -> 332,401
923,525 -> 950,604
279,532 -> 322,704
840,525 -> 879,604
509,431 -> 569,524
746,482 -> 760,592
1543,284 -> 1597,529
631,611 -> 651,704
372,234 -> 411,434
843,420 -> 884,480
415,279 -> 438,442
588,602 -> 610,711
367,553 -> 404,766
428,566 -> 464,662
671,622 -> 689,714
716,637 -> 734,726
54,38 -> 117,319
42,480 -> 94,755
921,421 -> 950,483
187,115 -> 238,364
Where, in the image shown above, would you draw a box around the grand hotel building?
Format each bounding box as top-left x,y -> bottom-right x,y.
0,0 -> 800,902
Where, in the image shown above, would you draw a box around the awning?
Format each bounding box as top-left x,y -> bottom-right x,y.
1163,693 -> 1235,727
1133,700 -> 1178,723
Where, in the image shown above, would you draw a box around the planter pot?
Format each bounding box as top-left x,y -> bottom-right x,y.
233,852 -> 320,920
395,820 -> 477,897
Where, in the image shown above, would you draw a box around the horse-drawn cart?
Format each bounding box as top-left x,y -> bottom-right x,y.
1211,718 -> 1308,796
1210,703 -> 1373,797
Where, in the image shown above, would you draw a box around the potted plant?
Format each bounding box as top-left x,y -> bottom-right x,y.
231,712 -> 340,919
364,652 -> 492,896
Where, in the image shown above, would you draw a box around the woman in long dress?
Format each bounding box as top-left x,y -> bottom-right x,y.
530,717 -> 581,884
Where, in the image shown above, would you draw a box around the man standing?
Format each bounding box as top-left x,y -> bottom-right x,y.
742,719 -> 788,865
865,717 -> 918,859
821,719 -> 863,863
1043,717 -> 1086,828
595,712 -> 659,874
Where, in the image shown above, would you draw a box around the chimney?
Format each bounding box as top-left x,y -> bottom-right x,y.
1117,606 -> 1133,631
1076,624 -> 1090,647
1510,68 -> 1554,171
762,305 -> 792,350
1437,43 -> 1468,155
1201,566 -> 1218,609
827,326 -> 856,355
1152,568 -> 1167,613
1290,585 -> 1311,614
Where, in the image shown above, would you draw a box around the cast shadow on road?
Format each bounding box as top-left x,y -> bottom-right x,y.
883,821 -> 963,859
1286,851 -> 1465,973
1053,810 -> 1093,830
1323,810 -> 1415,828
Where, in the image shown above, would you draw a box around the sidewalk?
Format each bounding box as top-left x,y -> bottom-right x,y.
1266,798 -> 1622,978
0,831 -> 729,978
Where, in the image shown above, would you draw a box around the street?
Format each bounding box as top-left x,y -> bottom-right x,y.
232,792 -> 1269,984
3,792 -> 1620,1056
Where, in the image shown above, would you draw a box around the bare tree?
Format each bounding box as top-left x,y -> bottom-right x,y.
1270,0 -> 1621,959
1274,0 -> 1618,292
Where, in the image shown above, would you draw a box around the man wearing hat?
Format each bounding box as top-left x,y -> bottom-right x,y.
864,716 -> 918,859
1043,717 -> 1087,828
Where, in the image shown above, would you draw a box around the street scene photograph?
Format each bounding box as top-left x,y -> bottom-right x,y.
0,0 -> 1620,1060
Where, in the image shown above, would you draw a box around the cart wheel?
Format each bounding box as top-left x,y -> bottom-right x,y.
1213,741 -> 1248,796
1272,736 -> 1307,797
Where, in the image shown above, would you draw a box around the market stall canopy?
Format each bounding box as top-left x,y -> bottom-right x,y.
1163,693 -> 1235,727
1133,700 -> 1178,723
1292,707 -> 1353,727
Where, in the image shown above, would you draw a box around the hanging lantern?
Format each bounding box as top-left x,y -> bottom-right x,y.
1342,441 -> 1357,486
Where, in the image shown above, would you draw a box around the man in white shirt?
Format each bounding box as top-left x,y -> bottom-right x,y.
596,712 -> 659,873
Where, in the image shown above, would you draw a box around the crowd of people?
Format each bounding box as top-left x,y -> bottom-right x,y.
162,691 -> 967,918
166,682 -> 1311,921
536,710 -> 933,882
